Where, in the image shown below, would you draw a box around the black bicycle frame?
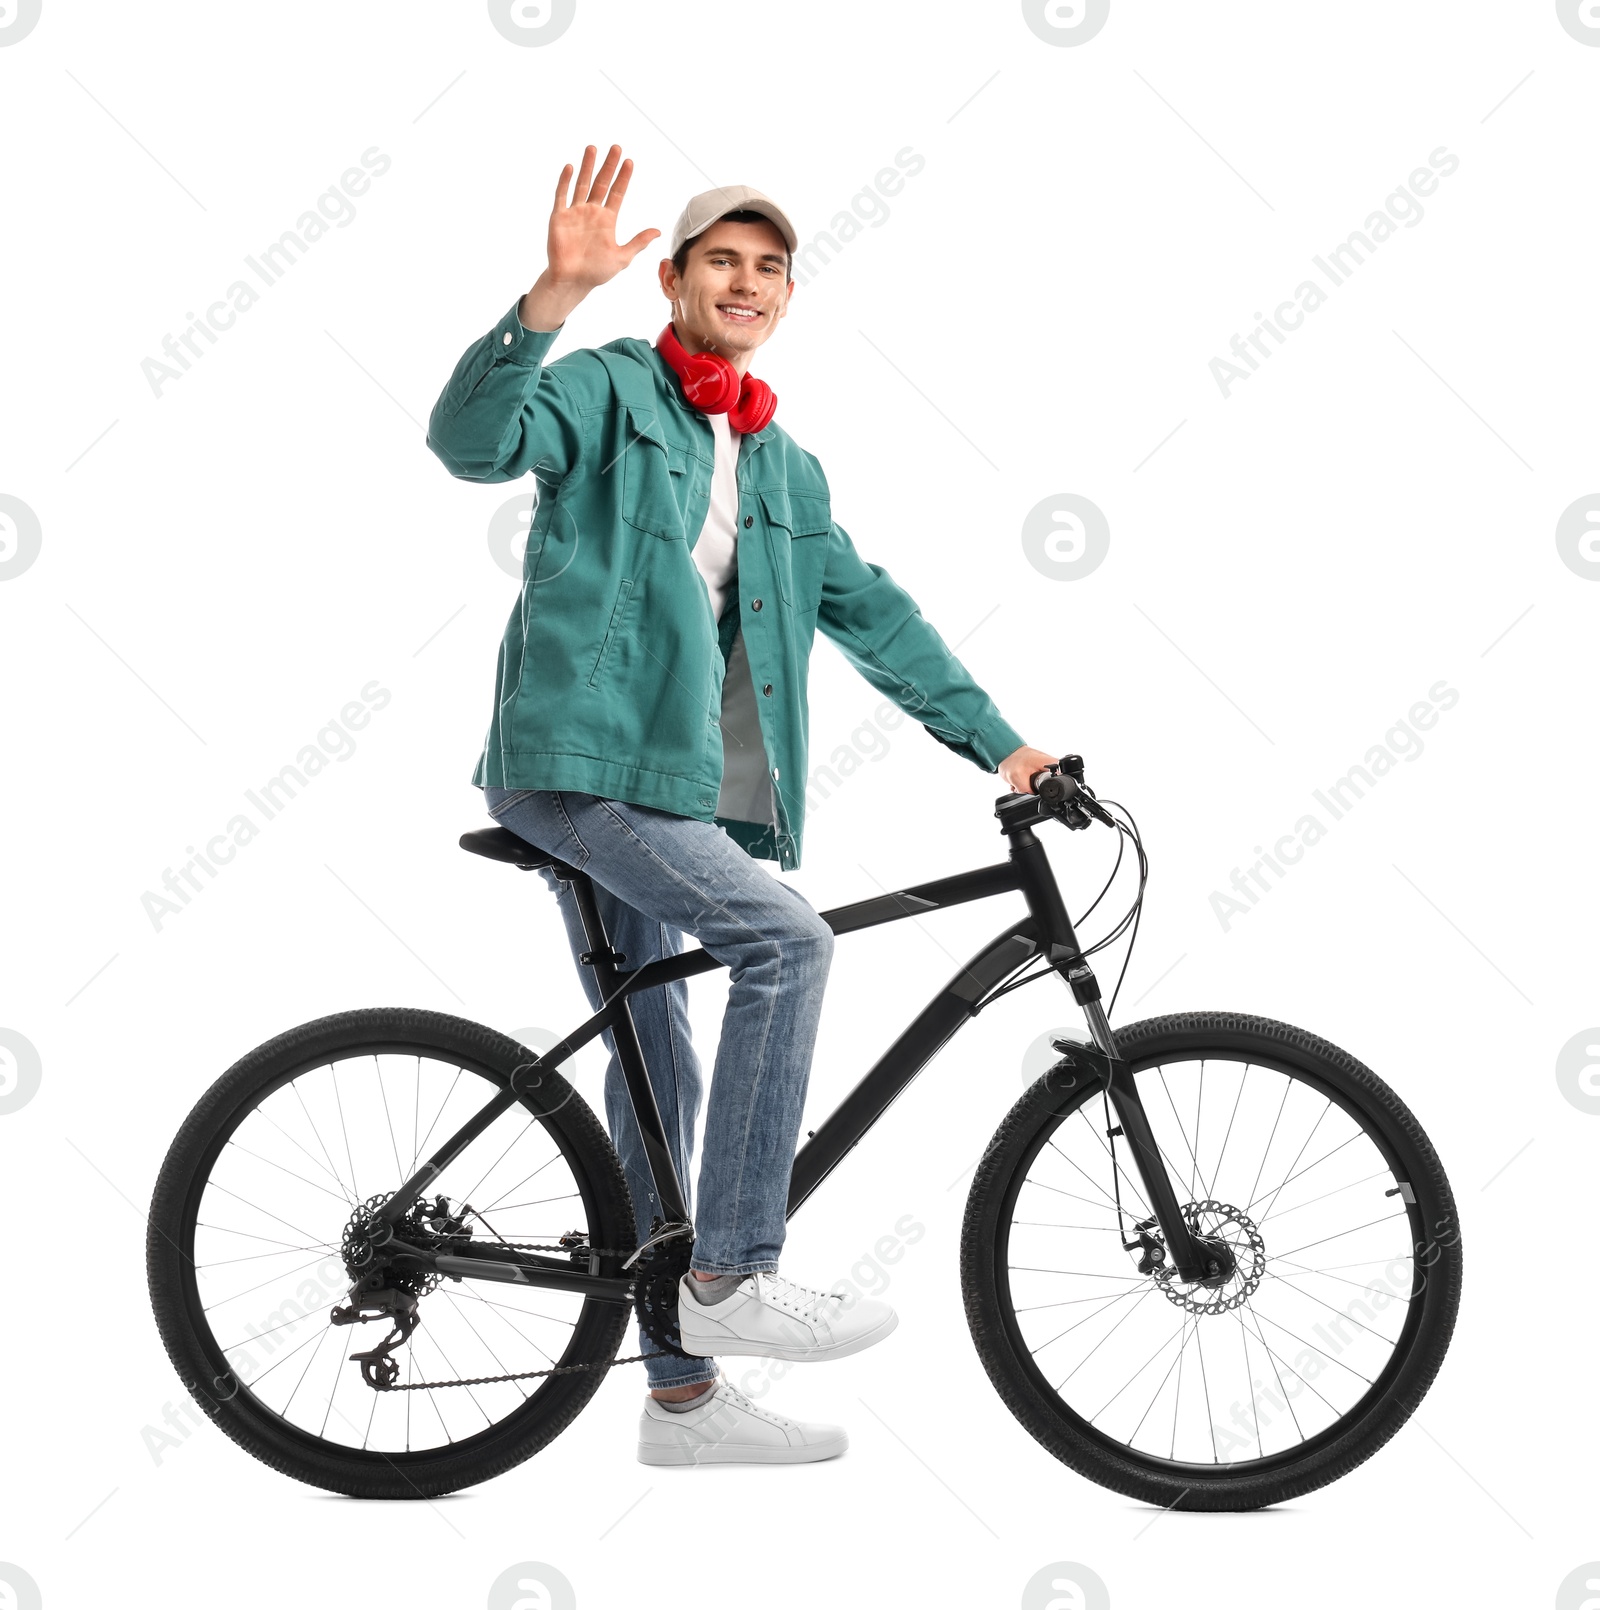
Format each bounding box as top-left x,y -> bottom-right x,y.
369,791 -> 1210,1297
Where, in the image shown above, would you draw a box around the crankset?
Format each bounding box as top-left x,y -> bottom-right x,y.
629,1219 -> 697,1359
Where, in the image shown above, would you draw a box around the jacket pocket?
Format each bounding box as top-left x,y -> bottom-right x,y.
588,577 -> 636,688
759,486 -> 832,607
620,404 -> 688,540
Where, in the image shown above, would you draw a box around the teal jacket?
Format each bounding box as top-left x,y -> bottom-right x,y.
426,301 -> 1025,871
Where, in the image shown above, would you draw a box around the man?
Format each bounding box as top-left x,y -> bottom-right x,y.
426,144 -> 1058,1466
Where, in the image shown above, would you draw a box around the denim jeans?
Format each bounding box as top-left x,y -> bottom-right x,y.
482,787 -> 835,1388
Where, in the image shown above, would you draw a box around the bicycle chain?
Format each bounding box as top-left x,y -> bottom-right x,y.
371,1350 -> 656,1391
361,1237 -> 678,1393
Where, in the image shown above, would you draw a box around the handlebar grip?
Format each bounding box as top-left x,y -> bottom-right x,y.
1033,761 -> 1113,830
1028,754 -> 1086,794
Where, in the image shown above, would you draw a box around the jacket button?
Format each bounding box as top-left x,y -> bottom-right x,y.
762,683 -> 772,696
743,514 -> 753,528
502,331 -> 513,345
772,767 -> 780,780
752,598 -> 762,611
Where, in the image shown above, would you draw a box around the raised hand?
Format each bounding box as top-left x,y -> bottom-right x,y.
548,144 -> 660,288
519,144 -> 660,331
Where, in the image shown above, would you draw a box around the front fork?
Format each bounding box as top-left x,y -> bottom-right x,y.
1009,825 -> 1218,1286
1062,999 -> 1213,1285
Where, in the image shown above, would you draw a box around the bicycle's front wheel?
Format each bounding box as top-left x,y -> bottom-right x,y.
961,1011 -> 1461,1510
147,1008 -> 636,1498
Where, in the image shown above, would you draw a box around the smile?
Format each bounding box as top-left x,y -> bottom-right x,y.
716,304 -> 763,323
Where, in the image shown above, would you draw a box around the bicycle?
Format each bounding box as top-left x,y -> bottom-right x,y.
145,756 -> 1461,1509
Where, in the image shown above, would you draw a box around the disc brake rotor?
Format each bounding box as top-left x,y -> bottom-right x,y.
1148,1200 -> 1266,1315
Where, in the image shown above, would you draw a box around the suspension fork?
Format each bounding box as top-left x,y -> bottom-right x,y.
1008,826 -> 1212,1283
1072,1003 -> 1210,1284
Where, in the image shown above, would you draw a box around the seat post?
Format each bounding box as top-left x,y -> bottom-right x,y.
564,870 -> 691,1227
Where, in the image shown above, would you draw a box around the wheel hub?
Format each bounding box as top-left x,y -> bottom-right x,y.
1144,1200 -> 1266,1315
338,1192 -> 475,1300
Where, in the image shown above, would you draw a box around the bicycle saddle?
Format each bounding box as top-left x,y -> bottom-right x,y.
459,826 -> 568,872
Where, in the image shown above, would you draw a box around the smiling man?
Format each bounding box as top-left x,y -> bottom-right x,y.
426,145 -> 1058,1468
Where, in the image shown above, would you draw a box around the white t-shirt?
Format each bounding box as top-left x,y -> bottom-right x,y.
692,411 -> 775,826
691,411 -> 740,620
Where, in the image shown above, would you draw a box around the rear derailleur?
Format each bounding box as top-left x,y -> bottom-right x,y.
329,1191 -> 477,1388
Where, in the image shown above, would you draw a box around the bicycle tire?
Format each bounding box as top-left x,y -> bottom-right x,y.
147,1007 -> 636,1499
960,1010 -> 1462,1510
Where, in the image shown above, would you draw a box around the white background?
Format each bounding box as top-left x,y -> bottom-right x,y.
2,1 -> 1596,1606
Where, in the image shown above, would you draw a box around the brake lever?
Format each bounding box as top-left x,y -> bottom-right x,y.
1075,784 -> 1118,830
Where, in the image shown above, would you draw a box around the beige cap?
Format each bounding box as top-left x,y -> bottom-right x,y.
668,185 -> 798,257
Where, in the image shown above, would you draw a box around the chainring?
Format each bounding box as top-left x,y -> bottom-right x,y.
632,1234 -> 697,1358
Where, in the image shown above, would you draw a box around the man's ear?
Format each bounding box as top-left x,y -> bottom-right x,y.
658,258 -> 679,302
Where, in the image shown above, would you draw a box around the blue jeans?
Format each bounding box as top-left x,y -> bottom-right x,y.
482,787 -> 835,1388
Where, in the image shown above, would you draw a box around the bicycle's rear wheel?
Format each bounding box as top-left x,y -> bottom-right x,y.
147,1008 -> 636,1498
961,1011 -> 1461,1510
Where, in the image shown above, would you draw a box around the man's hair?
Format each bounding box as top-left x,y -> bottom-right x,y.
671,209 -> 793,282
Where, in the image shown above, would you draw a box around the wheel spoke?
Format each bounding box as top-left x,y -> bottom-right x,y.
1206,1062 -> 1248,1200
460,1117 -> 545,1207
223,1137 -> 355,1206
1123,1313 -> 1193,1444
253,1105 -> 356,1204
1249,1099 -> 1333,1223
1237,1299 -> 1344,1419
1032,1281 -> 1152,1355
1053,1284 -> 1159,1393
1090,1312 -> 1190,1427
1256,1267 -> 1401,1345
1046,1133 -> 1134,1215
1272,1213 -> 1408,1262
1243,1302 -> 1374,1386
409,1065 -> 465,1177
477,1147 -> 566,1213
375,1054 -> 404,1188
330,1060 -> 359,1202
201,1251 -> 338,1313
291,1075 -> 353,1203
1270,1253 -> 1414,1297
1254,1161 -> 1388,1224
1238,1301 -> 1307,1441
1019,1177 -> 1121,1213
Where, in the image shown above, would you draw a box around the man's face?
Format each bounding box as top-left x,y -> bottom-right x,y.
660,217 -> 793,367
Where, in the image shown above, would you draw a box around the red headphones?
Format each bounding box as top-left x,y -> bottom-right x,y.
655,322 -> 777,435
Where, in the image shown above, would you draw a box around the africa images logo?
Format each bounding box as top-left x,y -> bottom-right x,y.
1022,0 -> 1111,47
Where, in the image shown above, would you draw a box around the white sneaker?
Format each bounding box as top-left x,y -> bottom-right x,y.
675,1270 -> 898,1362
637,1375 -> 848,1466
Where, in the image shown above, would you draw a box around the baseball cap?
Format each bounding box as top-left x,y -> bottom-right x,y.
668,185 -> 798,258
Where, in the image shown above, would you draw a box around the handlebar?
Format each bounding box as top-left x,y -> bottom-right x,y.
1027,753 -> 1117,831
